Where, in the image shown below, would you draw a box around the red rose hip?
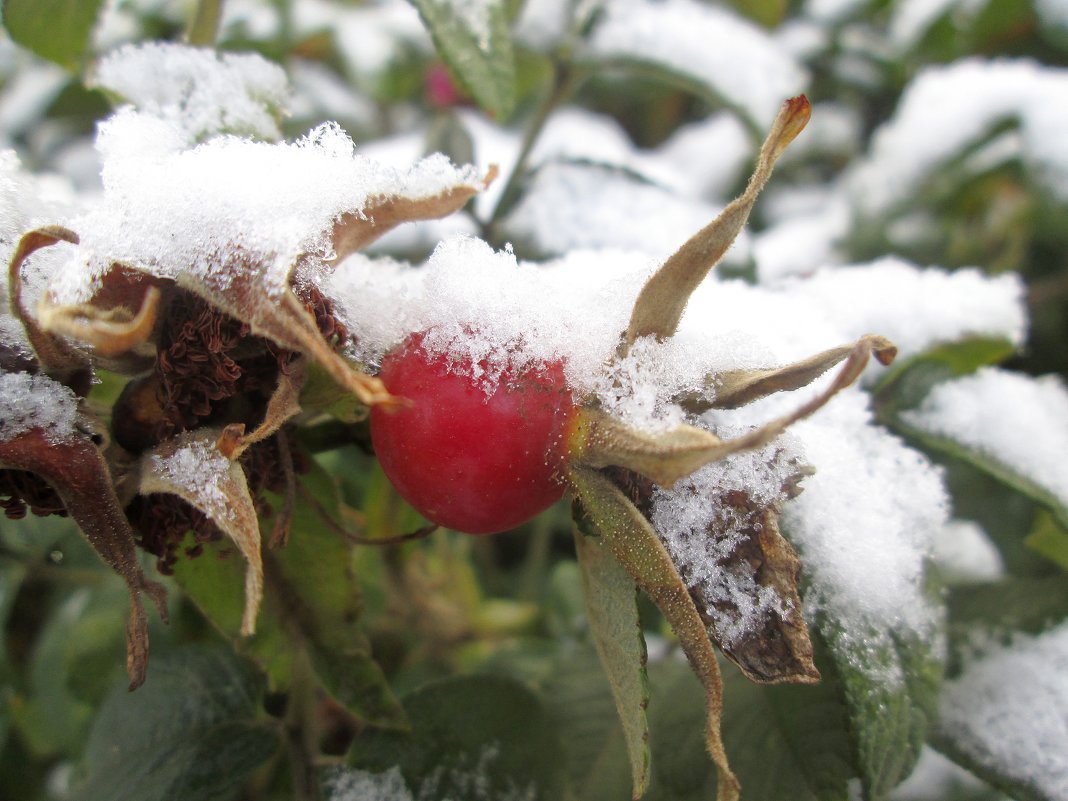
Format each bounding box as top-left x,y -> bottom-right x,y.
370,335 -> 577,535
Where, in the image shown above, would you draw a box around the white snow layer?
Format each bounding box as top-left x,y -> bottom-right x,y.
852,59 -> 1068,214
582,0 -> 808,127
93,42 -> 290,143
783,392 -> 948,649
905,368 -> 1068,514
940,623 -> 1068,800
47,112 -> 484,305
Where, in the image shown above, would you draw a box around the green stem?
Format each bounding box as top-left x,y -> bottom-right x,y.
187,0 -> 224,46
485,62 -> 584,235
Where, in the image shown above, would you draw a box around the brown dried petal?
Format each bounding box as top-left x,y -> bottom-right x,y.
37,285 -> 161,357
0,424 -> 167,689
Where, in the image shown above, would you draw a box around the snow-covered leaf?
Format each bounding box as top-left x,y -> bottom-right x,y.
579,0 -> 807,129
933,623 -> 1068,801
902,367 -> 1068,531
573,527 -> 650,798
409,0 -> 515,119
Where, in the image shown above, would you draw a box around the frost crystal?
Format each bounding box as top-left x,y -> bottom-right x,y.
147,439 -> 232,524
783,393 -> 948,652
0,372 -> 80,444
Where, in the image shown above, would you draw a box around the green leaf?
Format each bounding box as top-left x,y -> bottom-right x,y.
2,0 -> 105,70
173,458 -> 406,729
71,646 -> 279,801
344,674 -> 567,800
10,580 -> 129,758
946,576 -> 1068,664
408,0 -> 516,119
1024,510 -> 1068,572
574,527 -> 650,798
614,649 -> 853,801
873,337 -> 1016,419
820,622 -> 943,800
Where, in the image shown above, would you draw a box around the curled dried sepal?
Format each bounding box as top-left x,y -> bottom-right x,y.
681,334 -> 899,412
216,358 -> 306,460
137,429 -> 263,636
570,465 -> 740,801
622,96 -> 811,351
8,227 -> 92,391
572,335 -> 892,490
37,285 -> 161,358
0,422 -> 167,689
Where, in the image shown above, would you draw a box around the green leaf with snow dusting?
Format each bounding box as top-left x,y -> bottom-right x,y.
345,674 -> 567,800
2,0 -> 104,70
409,0 -> 516,119
574,526 -> 650,798
819,621 -> 943,800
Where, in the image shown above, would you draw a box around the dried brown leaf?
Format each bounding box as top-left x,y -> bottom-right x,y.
137,428 -> 263,636
622,96 -> 811,351
690,500 -> 818,685
0,421 -> 167,689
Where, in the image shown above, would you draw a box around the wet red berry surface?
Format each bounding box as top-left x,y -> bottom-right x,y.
370,335 -> 576,535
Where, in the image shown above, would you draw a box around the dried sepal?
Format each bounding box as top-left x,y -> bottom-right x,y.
36,285 -> 161,358
570,406 -> 731,488
331,164 -> 499,260
8,227 -> 92,392
621,96 -> 811,351
679,334 -> 899,413
570,464 -> 740,801
216,357 -> 306,460
137,428 -> 263,636
571,334 -> 891,489
698,334 -> 897,463
573,524 -> 651,799
0,419 -> 168,689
